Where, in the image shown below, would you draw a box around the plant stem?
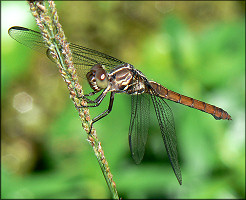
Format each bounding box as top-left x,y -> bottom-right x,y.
27,1 -> 119,199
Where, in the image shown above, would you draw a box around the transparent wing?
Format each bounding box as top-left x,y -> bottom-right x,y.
129,93 -> 150,164
8,26 -> 47,52
70,43 -> 126,78
8,26 -> 126,78
150,90 -> 182,185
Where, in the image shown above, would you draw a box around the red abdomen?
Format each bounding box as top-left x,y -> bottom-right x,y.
149,81 -> 232,120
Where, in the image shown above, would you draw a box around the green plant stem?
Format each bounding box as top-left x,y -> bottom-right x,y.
27,1 -> 119,199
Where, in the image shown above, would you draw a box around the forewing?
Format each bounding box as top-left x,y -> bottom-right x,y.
70,43 -> 125,78
129,93 -> 150,164
8,26 -> 126,78
8,26 -> 47,52
150,91 -> 182,185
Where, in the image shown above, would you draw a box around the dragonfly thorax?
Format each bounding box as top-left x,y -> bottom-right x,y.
108,64 -> 147,95
86,64 -> 109,92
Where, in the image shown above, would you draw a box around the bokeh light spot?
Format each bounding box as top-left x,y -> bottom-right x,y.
13,92 -> 33,113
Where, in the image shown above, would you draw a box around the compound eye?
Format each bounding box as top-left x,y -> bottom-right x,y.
96,70 -> 106,81
95,69 -> 108,89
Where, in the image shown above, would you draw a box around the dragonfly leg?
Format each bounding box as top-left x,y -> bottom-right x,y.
79,91 -> 100,103
78,89 -> 109,108
89,92 -> 115,133
80,96 -> 98,104
83,91 -> 99,97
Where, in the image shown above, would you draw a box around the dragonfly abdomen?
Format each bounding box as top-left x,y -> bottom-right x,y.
149,81 -> 232,120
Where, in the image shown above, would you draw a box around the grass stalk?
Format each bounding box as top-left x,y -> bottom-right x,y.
27,1 -> 119,199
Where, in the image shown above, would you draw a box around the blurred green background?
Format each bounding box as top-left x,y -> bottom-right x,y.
1,1 -> 245,199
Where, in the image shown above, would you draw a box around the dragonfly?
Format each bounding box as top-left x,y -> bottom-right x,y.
8,26 -> 232,185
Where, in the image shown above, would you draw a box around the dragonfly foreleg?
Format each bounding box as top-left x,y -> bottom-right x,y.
79,91 -> 101,103
80,95 -> 98,104
78,89 -> 109,108
83,91 -> 99,97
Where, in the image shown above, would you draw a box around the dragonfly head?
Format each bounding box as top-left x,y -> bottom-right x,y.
86,64 -> 109,91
